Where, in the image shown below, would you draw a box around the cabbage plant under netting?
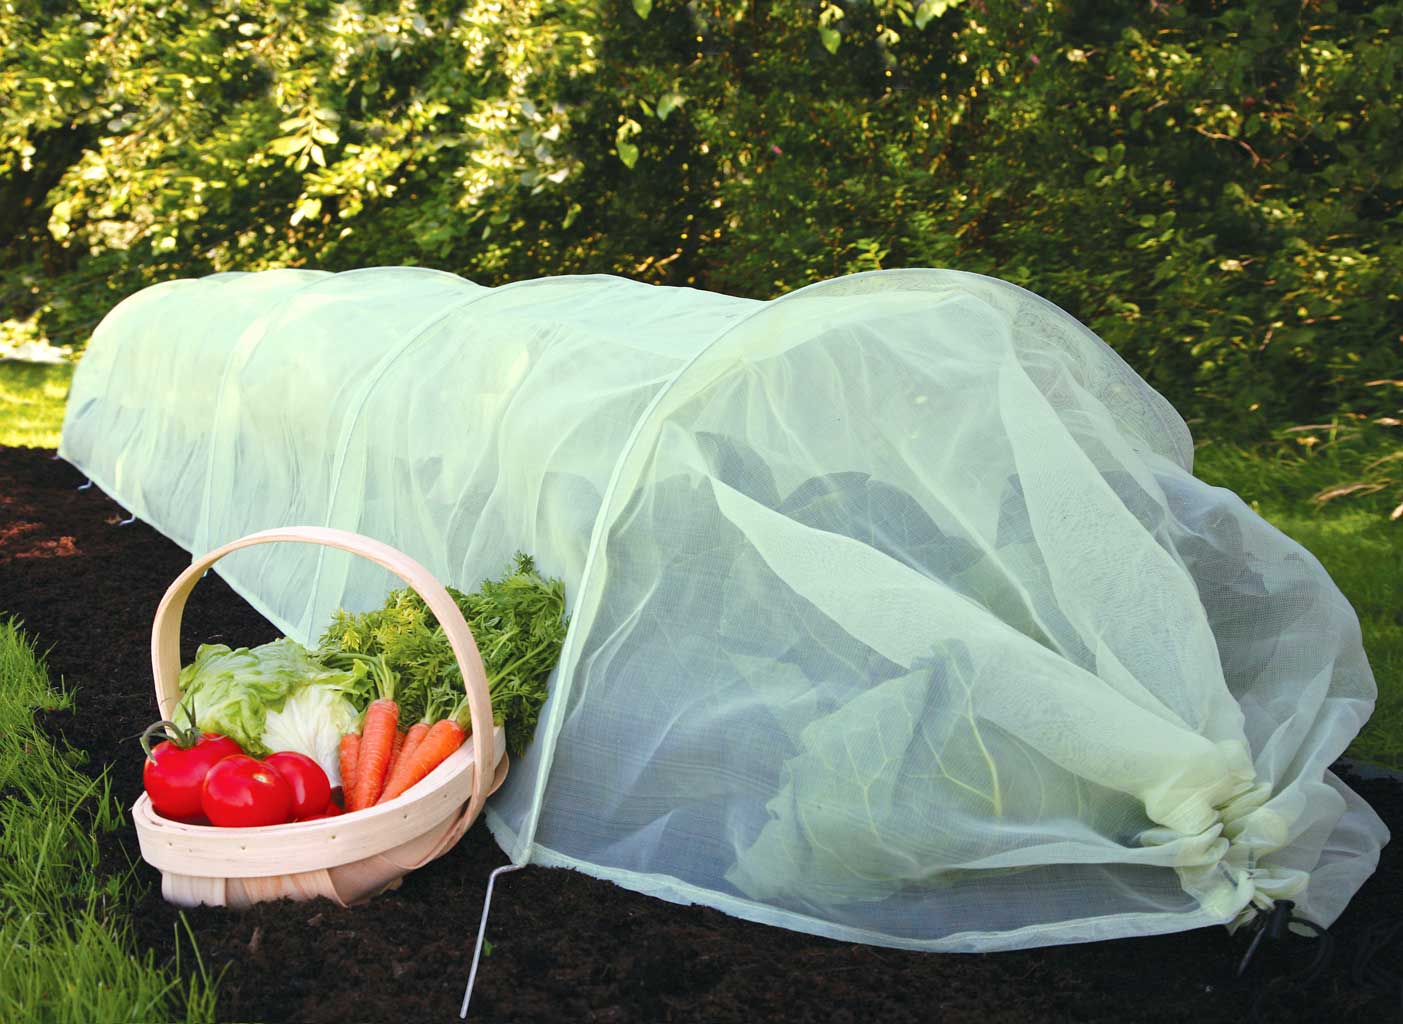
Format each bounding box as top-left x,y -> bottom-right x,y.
60,266 -> 1388,951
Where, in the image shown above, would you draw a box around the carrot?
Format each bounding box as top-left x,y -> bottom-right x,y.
376,689 -> 452,806
338,733 -> 360,805
376,730 -> 407,799
346,653 -> 400,812
353,698 -> 400,809
376,721 -> 431,805
376,718 -> 467,803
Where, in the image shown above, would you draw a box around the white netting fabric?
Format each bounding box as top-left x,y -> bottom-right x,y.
62,267 -> 1387,950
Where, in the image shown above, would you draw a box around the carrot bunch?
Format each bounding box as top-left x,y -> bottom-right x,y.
317,553 -> 565,761
316,552 -> 569,815
377,697 -> 470,804
338,689 -> 472,812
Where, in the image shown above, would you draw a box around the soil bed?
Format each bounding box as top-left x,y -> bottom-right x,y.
2,445 -> 1398,1023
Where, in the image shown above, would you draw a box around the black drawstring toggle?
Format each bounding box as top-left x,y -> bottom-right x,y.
1237,899 -> 1298,977
1235,899 -> 1339,1024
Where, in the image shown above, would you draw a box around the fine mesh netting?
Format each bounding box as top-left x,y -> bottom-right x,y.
61,267 -> 1388,951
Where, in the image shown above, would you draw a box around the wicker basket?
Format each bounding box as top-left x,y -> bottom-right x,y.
132,526 -> 509,909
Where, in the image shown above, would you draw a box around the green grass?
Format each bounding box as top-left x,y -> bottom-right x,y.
0,619 -> 219,1024
0,360 -> 72,448
1196,432 -> 1403,769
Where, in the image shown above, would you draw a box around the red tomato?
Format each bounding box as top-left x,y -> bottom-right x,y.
298,801 -> 345,821
201,755 -> 295,827
141,723 -> 242,822
264,751 -> 332,820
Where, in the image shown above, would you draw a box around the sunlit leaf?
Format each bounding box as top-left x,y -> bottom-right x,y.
656,92 -> 685,121
616,119 -> 642,169
914,0 -> 948,30
289,197 -> 321,226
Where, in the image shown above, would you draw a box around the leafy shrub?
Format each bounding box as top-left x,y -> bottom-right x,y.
2,0 -> 1399,437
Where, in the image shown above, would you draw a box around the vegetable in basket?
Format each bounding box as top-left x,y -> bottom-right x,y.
325,652 -> 400,811
139,704 -> 243,822
319,552 -> 567,759
175,637 -> 367,786
264,751 -> 333,820
201,754 -> 295,828
339,732 -> 360,800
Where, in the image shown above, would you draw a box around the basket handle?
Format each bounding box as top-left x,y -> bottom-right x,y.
151,527 -> 498,819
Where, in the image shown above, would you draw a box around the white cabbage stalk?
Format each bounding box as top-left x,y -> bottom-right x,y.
261,684 -> 360,788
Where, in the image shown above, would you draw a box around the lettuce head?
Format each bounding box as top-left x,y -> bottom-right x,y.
176,638 -> 366,782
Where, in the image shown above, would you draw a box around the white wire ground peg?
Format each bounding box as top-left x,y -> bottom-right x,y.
461,862 -> 526,1019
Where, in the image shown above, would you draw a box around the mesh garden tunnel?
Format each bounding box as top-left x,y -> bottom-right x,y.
60,266 -> 1388,951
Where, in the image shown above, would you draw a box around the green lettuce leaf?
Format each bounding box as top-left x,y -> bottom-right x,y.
176,638 -> 365,756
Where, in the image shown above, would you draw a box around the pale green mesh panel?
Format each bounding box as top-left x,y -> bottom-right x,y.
60,267 -> 1388,951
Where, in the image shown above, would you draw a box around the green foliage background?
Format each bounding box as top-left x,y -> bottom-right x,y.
2,0 -> 1400,437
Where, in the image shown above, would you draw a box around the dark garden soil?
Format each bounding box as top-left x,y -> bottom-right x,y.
2,443 -> 1399,1024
